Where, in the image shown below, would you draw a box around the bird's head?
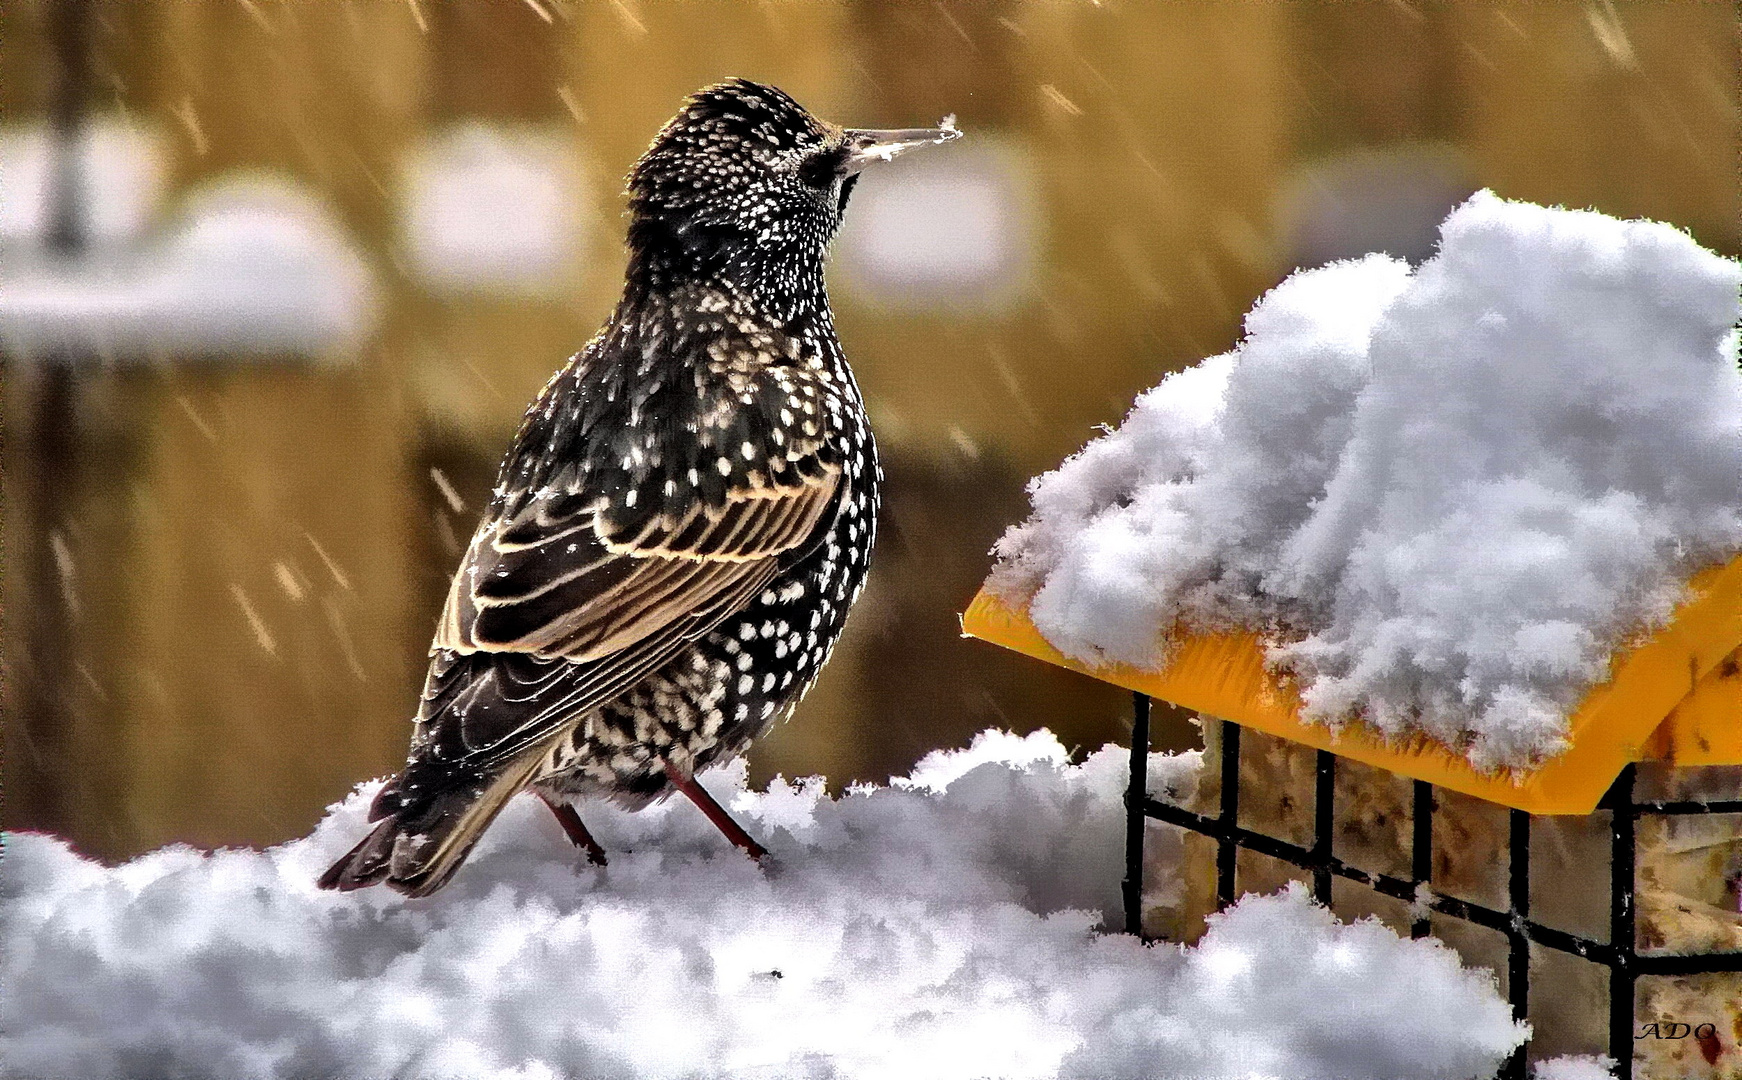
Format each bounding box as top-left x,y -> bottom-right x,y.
626,79 -> 959,302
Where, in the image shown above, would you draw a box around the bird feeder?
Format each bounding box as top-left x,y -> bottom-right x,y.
962,550 -> 1742,1080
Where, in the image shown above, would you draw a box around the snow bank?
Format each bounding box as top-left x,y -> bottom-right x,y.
1,730 -> 1522,1080
992,192 -> 1742,768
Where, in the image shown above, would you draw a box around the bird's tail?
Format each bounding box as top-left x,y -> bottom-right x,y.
317,750 -> 545,897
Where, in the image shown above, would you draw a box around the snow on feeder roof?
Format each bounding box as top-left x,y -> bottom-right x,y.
965,192 -> 1742,815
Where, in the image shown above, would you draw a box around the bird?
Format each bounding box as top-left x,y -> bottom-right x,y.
319,79 -> 960,896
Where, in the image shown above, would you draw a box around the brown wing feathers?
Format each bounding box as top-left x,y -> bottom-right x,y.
440,466 -> 839,660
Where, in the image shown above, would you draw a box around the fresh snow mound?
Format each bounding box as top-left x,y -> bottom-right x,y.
2,731 -> 1521,1080
991,192 -> 1742,768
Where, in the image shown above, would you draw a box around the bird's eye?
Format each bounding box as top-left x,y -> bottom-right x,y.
798,147 -> 848,190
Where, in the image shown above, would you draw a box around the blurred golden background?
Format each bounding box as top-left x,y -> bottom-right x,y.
3,0 -> 1735,862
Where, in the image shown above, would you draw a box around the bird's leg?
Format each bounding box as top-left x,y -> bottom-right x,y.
666,767 -> 769,860
536,790 -> 608,866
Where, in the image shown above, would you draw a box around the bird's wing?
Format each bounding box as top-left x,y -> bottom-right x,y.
412,452 -> 840,771
439,467 -> 840,659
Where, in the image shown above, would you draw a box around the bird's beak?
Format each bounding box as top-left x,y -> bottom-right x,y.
840,120 -> 962,175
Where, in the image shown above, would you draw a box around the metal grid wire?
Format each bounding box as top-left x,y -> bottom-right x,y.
1123,692 -> 1742,1080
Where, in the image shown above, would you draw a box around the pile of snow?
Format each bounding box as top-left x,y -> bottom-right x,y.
1,172 -> 379,359
991,192 -> 1742,768
1531,1056 -> 1616,1080
1,730 -> 1525,1080
398,122 -> 591,299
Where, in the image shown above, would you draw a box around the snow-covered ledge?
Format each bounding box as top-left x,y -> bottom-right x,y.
0,121 -> 378,363
0,731 -> 1527,1079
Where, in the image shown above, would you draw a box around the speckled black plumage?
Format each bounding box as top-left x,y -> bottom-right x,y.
320,80 -> 957,896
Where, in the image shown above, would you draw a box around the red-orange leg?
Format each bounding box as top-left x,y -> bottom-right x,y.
667,768 -> 769,860
536,791 -> 608,866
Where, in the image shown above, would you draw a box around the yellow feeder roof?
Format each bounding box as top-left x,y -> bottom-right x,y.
961,552 -> 1742,815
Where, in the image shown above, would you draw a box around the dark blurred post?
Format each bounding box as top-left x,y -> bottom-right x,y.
111,3 -> 426,851
44,0 -> 88,255
17,0 -> 91,839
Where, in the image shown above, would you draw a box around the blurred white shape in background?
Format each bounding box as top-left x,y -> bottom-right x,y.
0,118 -> 167,249
1,170 -> 379,361
835,136 -> 1037,312
398,122 -> 590,299
1275,143 -> 1476,269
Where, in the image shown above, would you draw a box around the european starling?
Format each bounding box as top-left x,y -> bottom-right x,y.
320,80 -> 960,896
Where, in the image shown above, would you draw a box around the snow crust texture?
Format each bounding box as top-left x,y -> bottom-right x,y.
992,192 -> 1742,768
2,731 -> 1521,1080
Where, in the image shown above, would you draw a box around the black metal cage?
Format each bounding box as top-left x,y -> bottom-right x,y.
1123,691 -> 1742,1080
